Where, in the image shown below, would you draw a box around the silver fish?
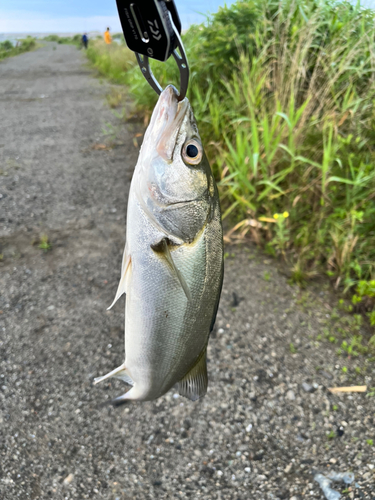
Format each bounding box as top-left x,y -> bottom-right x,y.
94,85 -> 223,403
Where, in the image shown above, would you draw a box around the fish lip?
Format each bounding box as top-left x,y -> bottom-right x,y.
154,85 -> 189,162
165,197 -> 203,207
158,84 -> 179,108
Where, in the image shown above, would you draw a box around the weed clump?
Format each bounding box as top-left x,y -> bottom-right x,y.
38,235 -> 52,252
0,37 -> 37,61
42,34 -> 82,46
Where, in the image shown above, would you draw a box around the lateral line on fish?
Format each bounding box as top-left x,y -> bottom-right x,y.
151,238 -> 192,303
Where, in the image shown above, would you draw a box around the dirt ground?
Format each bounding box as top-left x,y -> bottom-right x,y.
0,44 -> 374,500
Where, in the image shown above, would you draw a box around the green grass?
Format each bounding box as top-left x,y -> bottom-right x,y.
86,0 -> 375,332
263,271 -> 271,281
86,39 -> 135,82
38,235 -> 52,252
0,37 -> 37,61
289,342 -> 297,354
42,34 -> 82,47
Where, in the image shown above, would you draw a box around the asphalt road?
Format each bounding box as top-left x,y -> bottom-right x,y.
0,43 -> 374,500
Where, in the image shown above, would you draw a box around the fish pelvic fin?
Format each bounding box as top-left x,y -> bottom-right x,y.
93,363 -> 134,386
107,247 -> 132,310
151,237 -> 192,303
178,346 -> 208,402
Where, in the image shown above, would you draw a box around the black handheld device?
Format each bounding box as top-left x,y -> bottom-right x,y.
116,0 -> 182,62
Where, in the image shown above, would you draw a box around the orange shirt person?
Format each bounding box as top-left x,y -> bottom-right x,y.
104,27 -> 112,44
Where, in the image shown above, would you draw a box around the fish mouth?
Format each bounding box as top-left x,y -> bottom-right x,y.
165,196 -> 205,208
148,85 -> 189,162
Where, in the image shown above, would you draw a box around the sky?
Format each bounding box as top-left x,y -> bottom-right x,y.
0,0 -> 236,34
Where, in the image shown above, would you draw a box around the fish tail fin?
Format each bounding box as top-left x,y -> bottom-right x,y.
93,364 -> 134,386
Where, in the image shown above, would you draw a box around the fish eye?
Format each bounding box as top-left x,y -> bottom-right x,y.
182,139 -> 202,166
187,144 -> 198,157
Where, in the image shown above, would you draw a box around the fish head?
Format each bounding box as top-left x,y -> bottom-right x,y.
135,85 -> 216,242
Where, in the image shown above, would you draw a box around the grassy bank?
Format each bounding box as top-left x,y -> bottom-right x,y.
0,37 -> 37,61
41,33 -> 124,48
42,34 -> 82,47
86,0 -> 375,353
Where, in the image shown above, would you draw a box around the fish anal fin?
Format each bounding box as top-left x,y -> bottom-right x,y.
151,237 -> 192,302
107,253 -> 132,310
121,242 -> 129,275
93,364 -> 134,386
178,347 -> 208,401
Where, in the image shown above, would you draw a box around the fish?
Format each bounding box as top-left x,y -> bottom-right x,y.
94,84 -> 223,403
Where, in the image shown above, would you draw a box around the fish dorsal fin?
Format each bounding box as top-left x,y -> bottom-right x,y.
107,244 -> 131,310
151,237 -> 192,303
178,347 -> 208,401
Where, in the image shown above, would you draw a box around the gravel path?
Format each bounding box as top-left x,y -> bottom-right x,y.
0,44 -> 374,500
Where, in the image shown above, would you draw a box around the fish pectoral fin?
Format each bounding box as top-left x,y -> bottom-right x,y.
151,237 -> 192,302
178,346 -> 208,402
93,364 -> 134,386
107,252 -> 132,310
